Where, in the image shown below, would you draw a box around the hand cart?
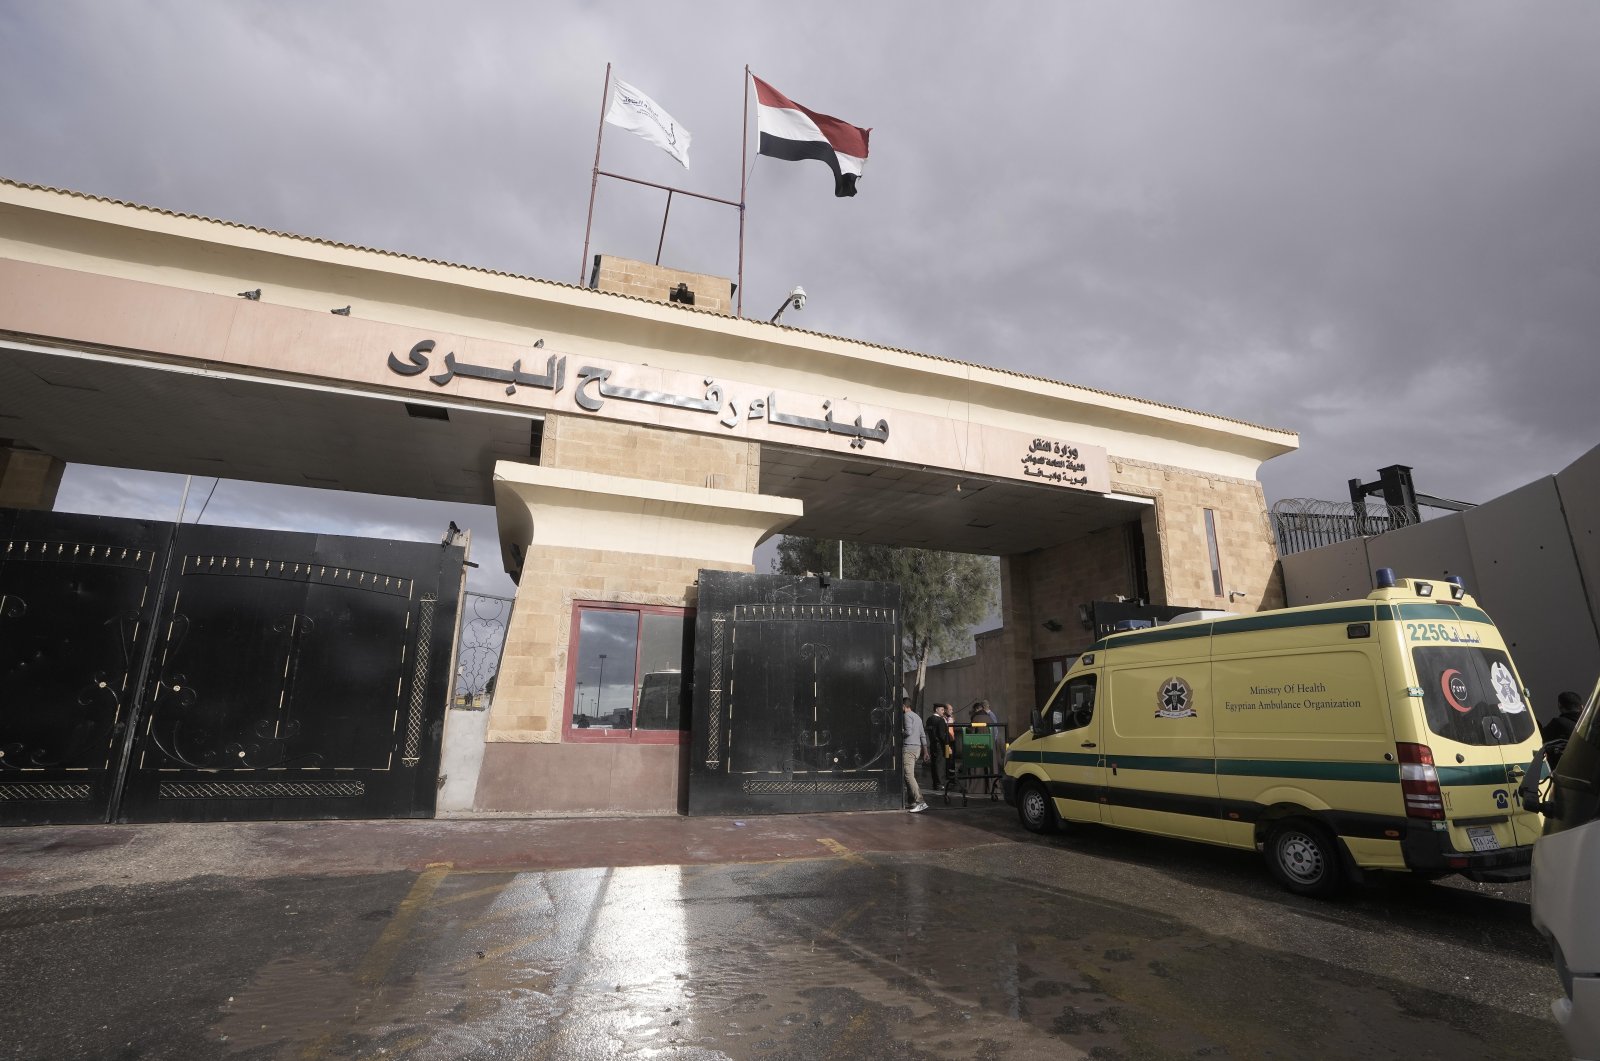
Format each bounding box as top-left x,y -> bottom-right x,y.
942,722 -> 1007,805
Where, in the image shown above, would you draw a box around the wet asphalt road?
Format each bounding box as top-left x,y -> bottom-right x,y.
0,804 -> 1568,1061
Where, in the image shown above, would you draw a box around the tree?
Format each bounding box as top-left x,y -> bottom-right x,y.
773,537 -> 998,709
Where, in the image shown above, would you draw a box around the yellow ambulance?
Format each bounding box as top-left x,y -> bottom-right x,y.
1002,570 -> 1544,896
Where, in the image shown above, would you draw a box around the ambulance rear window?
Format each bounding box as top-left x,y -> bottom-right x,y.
1412,645 -> 1537,746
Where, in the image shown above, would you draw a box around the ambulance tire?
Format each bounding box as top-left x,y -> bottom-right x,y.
1264,820 -> 1345,897
1017,778 -> 1058,834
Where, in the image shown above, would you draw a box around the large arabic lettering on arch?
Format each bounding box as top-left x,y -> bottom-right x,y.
385,338 -> 1110,489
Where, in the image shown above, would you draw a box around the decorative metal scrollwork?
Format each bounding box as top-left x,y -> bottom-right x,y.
454,593 -> 512,706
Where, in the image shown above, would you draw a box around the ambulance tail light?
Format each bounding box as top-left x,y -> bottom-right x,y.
1396,742 -> 1444,820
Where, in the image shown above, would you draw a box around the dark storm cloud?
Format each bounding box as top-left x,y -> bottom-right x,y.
4,1 -> 1597,534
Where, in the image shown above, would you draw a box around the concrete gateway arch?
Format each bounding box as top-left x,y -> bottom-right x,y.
0,178 -> 1296,818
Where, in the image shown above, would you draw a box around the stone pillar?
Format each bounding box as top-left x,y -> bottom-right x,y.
0,444 -> 65,510
993,552 -> 1037,737
469,459 -> 801,816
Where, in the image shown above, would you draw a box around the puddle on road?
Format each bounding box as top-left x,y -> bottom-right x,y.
204,854 -> 1559,1061
213,954 -> 360,1053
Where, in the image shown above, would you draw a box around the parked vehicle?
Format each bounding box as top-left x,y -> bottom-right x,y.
1003,569 -> 1542,896
1526,679 -> 1600,1060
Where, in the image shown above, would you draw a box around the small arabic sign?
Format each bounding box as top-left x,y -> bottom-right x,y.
1022,438 -> 1090,486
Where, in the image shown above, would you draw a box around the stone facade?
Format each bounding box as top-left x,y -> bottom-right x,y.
473,541 -> 729,815
591,255 -> 735,315
473,413 -> 774,814
1112,458 -> 1283,613
0,444 -> 64,510
539,412 -> 760,494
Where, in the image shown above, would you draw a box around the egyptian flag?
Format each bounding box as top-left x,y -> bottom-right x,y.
753,75 -> 871,198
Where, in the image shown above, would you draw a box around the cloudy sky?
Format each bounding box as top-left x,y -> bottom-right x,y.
4,1 -> 1597,595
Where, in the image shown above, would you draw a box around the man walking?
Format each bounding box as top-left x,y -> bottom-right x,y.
901,697 -> 929,813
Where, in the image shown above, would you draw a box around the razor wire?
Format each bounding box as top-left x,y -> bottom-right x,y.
1270,498 -> 1418,556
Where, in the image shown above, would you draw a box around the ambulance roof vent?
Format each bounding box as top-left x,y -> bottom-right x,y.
1168,609 -> 1232,625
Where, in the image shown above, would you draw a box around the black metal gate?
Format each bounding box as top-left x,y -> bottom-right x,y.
0,510 -> 171,824
0,509 -> 463,824
688,571 -> 901,816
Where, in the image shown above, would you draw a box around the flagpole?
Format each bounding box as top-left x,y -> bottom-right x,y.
737,65 -> 749,317
579,63 -> 612,286
654,190 -> 674,266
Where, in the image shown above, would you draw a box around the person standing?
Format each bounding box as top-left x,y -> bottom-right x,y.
901,697 -> 929,812
1543,691 -> 1585,764
925,702 -> 953,791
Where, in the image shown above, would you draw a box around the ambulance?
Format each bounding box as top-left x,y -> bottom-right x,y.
1003,570 -> 1543,896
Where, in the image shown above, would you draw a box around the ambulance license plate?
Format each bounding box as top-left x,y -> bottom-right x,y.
1466,826 -> 1500,852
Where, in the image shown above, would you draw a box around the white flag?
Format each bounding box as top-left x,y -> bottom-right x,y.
605,78 -> 691,169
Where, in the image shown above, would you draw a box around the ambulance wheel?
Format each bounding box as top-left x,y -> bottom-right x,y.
1017,779 -> 1057,834
1265,820 -> 1344,897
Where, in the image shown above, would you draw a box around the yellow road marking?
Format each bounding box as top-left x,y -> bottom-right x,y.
829,897 -> 876,935
355,864 -> 450,986
430,880 -> 513,908
464,929 -> 553,966
817,837 -> 867,864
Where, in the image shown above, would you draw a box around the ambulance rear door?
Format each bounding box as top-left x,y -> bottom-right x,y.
1402,610 -> 1543,853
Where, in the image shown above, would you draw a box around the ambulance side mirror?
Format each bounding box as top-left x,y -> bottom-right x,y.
1030,708 -> 1047,739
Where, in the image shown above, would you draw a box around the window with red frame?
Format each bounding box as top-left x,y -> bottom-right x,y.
565,603 -> 694,742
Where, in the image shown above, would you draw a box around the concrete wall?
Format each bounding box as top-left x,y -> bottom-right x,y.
918,629 -> 1008,714
1282,445 -> 1600,721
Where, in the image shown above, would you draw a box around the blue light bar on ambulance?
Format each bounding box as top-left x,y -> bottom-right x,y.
1375,567 -> 1398,588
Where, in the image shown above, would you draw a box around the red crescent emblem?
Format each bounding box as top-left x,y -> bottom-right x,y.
1441,669 -> 1471,713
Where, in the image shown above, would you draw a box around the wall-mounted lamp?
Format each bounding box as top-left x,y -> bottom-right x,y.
770,285 -> 806,324
1228,590 -> 1248,603
1077,603 -> 1094,629
237,289 -> 261,301
1042,618 -> 1064,633
331,306 -> 351,316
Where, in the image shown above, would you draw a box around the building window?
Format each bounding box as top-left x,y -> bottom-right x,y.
565,602 -> 693,743
1204,508 -> 1225,597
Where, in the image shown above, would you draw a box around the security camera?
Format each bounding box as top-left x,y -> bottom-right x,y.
770,285 -> 809,323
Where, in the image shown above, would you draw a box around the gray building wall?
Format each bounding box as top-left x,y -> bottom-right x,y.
915,629 -> 1009,714
1282,445 -> 1600,723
